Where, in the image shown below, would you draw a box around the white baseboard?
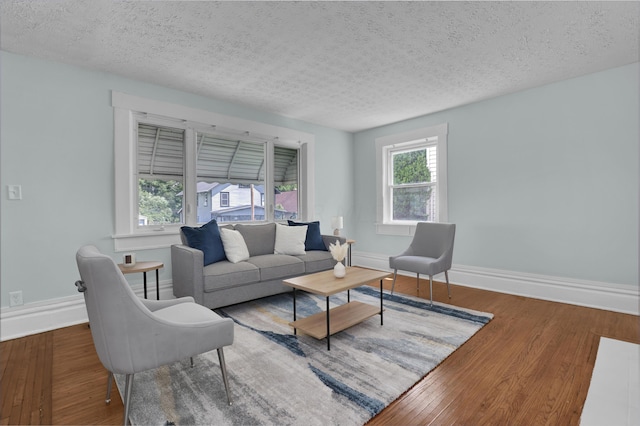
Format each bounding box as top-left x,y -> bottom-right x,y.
353,251 -> 640,316
0,282 -> 173,342
2,256 -> 638,342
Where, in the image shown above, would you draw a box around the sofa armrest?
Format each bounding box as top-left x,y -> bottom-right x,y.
171,244 -> 205,305
322,234 -> 347,249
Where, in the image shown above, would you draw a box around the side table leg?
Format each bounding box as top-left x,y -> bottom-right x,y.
380,279 -> 384,325
326,296 -> 331,350
143,272 -> 148,299
155,268 -> 160,300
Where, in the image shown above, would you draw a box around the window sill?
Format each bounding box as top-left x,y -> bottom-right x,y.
112,231 -> 181,252
375,223 -> 418,236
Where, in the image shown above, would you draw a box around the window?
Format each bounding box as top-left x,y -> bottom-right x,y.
220,192 -> 229,207
113,92 -> 315,251
389,143 -> 437,221
136,123 -> 185,227
376,123 -> 448,236
274,146 -> 299,220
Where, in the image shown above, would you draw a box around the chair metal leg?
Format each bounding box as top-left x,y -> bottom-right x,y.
190,356 -> 194,368
105,371 -> 113,404
429,275 -> 434,306
123,374 -> 134,426
390,269 -> 398,294
217,348 -> 232,405
445,270 -> 452,299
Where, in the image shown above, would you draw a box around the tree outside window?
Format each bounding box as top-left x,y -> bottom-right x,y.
138,179 -> 183,225
391,147 -> 436,221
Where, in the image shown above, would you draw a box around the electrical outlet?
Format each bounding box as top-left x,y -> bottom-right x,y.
9,291 -> 23,307
7,185 -> 22,200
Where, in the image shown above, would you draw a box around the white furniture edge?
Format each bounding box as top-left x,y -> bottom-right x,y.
2,254 -> 638,341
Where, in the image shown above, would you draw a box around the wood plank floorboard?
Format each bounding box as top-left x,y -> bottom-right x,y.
0,275 -> 638,425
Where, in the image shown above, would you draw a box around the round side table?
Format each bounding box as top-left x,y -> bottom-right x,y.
118,261 -> 164,300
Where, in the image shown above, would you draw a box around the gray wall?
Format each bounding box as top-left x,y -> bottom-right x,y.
353,63 -> 639,287
0,51 -> 354,307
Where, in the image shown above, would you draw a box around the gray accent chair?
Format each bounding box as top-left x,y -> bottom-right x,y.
75,245 -> 234,425
388,222 -> 456,305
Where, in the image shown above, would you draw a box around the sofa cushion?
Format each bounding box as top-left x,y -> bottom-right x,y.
274,223 -> 307,255
295,251 -> 337,274
235,223 -> 276,257
219,228 -> 250,263
288,220 -> 327,251
202,260 -> 260,292
180,219 -> 226,266
246,254 -> 305,281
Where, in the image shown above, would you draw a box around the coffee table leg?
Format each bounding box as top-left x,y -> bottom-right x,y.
293,288 -> 297,335
326,296 -> 330,350
380,279 -> 384,325
143,272 -> 148,299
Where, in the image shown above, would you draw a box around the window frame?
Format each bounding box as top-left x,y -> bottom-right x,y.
375,123 -> 448,236
220,192 -> 229,207
112,91 -> 315,251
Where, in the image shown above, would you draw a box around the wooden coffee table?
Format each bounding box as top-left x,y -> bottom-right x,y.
282,266 -> 392,350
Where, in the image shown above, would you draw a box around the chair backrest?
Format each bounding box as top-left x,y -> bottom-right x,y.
75,245 -> 154,374
409,222 -> 456,267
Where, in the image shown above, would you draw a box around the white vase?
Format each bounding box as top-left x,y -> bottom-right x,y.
333,262 -> 346,278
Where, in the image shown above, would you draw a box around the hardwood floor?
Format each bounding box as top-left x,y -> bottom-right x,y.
1,276 -> 638,425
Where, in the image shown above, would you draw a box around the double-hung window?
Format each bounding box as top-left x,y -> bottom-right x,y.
113,92 -> 314,251
376,123 -> 448,235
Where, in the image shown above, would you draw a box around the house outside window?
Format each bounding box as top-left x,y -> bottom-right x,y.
375,123 -> 448,236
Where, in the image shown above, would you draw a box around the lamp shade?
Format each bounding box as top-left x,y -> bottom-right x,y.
331,216 -> 343,230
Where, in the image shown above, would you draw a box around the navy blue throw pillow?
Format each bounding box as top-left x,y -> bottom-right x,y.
181,219 -> 227,266
287,220 -> 327,251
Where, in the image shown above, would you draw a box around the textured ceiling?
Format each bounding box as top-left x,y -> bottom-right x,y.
1,1 -> 638,132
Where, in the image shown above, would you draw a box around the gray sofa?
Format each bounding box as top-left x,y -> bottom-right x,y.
172,222 -> 345,309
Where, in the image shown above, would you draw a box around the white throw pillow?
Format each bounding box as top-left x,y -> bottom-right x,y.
219,228 -> 250,263
274,223 -> 308,256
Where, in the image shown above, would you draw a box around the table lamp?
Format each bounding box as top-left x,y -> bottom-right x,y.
331,216 -> 343,236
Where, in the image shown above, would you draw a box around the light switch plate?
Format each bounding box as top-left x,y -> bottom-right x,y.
7,185 -> 22,200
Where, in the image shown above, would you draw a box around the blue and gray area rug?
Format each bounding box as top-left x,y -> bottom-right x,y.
116,287 -> 493,425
